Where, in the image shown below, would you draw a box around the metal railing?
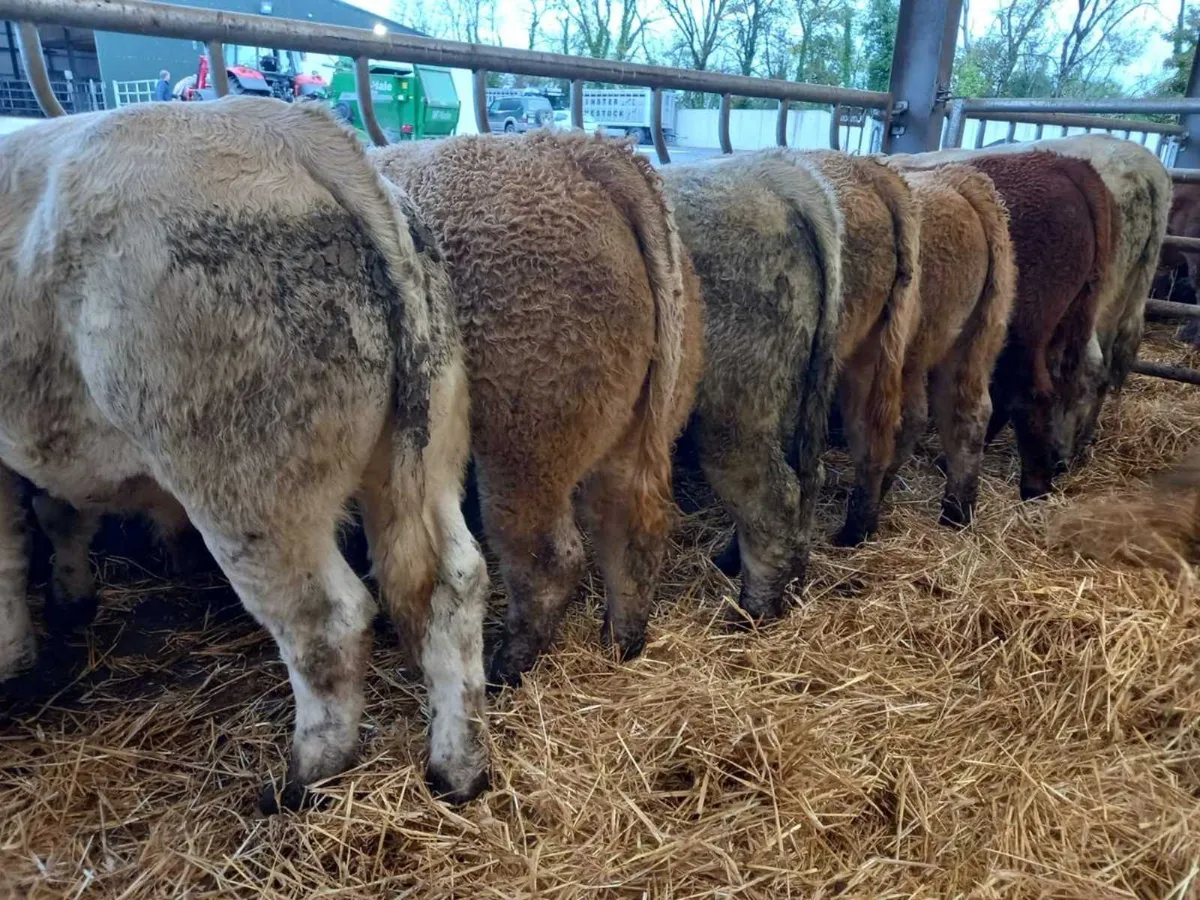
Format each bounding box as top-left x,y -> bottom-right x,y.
942,97 -> 1193,163
0,0 -> 893,164
0,74 -> 102,115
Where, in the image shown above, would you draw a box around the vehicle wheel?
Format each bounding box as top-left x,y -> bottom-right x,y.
333,101 -> 353,122
626,127 -> 645,143
504,121 -> 516,133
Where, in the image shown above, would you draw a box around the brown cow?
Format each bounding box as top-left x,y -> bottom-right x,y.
372,131 -> 703,685
1156,184 -> 1200,301
801,151 -> 921,545
929,152 -> 1117,499
882,164 -> 1016,527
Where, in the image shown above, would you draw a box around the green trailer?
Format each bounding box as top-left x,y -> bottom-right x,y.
325,58 -> 460,141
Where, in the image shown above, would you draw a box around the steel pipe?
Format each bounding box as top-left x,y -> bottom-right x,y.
353,56 -> 388,146
206,38 -> 229,98
943,99 -> 967,148
473,68 -> 489,133
957,96 -> 1200,115
1171,168 -> 1200,184
0,0 -> 892,108
651,87 -> 669,165
570,78 -> 583,131
829,104 -> 841,150
1145,299 -> 1200,320
15,21 -> 63,117
1163,235 -> 1200,252
718,92 -> 732,155
955,110 -> 1186,135
1131,359 -> 1200,385
776,99 -> 788,147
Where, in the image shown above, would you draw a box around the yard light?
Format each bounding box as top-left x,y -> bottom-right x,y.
373,23 -> 387,36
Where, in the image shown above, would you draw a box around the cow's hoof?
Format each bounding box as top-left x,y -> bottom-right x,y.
833,524 -> 868,548
0,633 -> 36,683
939,497 -> 973,529
712,537 -> 742,577
258,779 -> 313,815
1019,482 -> 1052,502
426,765 -> 489,806
43,591 -> 99,635
485,647 -> 524,695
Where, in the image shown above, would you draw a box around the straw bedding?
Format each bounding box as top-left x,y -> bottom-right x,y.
2,325 -> 1199,899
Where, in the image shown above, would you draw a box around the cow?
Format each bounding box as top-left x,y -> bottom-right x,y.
0,98 -> 491,811
371,131 -> 703,685
1153,183 -> 1200,303
800,151 -> 921,546
661,149 -> 843,621
882,163 -> 1015,527
901,135 -> 1170,461
893,151 -> 1117,500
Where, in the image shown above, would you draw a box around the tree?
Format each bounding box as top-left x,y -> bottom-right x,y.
860,0 -> 897,92
790,0 -> 848,83
662,0 -> 734,71
729,0 -> 775,76
1051,0 -> 1148,96
559,0 -> 647,60
1155,4 -> 1199,96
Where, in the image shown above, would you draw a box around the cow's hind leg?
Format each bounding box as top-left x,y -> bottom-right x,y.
0,464 -> 34,680
483,467 -> 585,687
930,348 -> 992,528
30,494 -> 100,634
194,522 -> 374,814
580,440 -> 675,660
360,362 -> 490,805
696,419 -> 803,623
880,367 -> 929,506
835,338 -> 900,547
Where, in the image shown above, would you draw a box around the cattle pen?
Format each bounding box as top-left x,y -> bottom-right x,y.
1,1 -> 1200,898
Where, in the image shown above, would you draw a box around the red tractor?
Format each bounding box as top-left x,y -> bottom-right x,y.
178,46 -> 326,102
179,50 -> 271,101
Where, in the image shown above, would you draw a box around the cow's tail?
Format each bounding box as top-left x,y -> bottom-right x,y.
1055,155 -> 1117,393
1111,153 -> 1171,390
286,100 -> 451,634
857,157 -> 921,455
763,154 -> 844,506
943,165 -> 1016,399
534,130 -> 689,536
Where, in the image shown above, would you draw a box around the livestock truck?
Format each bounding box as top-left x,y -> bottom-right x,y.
485,86 -> 678,144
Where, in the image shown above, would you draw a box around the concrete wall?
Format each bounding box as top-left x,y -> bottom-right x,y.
673,106 -> 879,153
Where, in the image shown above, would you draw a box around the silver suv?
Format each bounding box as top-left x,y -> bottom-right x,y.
487,96 -> 555,133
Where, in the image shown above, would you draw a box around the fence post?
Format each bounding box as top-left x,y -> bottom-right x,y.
943,98 -> 966,148
776,99 -> 789,147
353,56 -> 388,146
206,40 -> 229,98
718,92 -> 732,154
570,78 -> 583,130
883,0 -> 963,152
15,21 -> 64,117
651,87 -> 670,165
473,69 -> 490,134
1175,27 -> 1200,168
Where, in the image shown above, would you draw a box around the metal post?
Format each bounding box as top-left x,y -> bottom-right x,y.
353,55 -> 387,146
1176,27 -> 1200,169
829,104 -> 841,150
651,87 -> 669,164
1034,123 -> 1043,139
473,68 -> 489,133
570,77 -> 583,130
776,99 -> 788,147
973,118 -> 986,148
4,22 -> 20,79
718,92 -> 732,154
942,98 -> 966,148
883,0 -> 963,152
206,39 -> 228,97
15,21 -> 63,116
1005,120 -> 1016,143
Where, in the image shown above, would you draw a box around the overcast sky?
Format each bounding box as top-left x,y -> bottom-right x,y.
346,0 -> 1179,92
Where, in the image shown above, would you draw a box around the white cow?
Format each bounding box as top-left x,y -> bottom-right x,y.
0,97 -> 489,810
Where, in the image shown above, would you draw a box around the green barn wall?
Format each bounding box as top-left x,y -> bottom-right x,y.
93,0 -> 416,107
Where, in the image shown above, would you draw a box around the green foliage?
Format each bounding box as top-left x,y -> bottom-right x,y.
860,0 -> 897,92
1154,4 -> 1200,96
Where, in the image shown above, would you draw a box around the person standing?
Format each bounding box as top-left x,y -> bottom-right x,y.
153,70 -> 172,101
